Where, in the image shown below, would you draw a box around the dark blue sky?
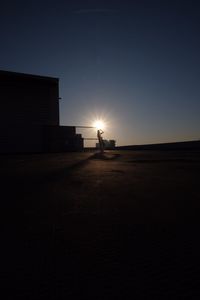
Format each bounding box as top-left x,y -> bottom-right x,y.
1,0 -> 200,145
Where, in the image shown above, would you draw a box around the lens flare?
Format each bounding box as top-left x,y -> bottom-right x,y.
93,120 -> 105,130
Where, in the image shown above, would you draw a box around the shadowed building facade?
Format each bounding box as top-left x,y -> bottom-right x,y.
0,70 -> 83,153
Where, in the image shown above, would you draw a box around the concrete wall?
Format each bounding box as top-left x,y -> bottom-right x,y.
44,126 -> 84,152
0,70 -> 59,153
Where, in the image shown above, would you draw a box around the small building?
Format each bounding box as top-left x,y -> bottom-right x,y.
96,139 -> 116,150
0,70 -> 83,153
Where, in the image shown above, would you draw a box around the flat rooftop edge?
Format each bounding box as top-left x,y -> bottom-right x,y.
0,70 -> 59,82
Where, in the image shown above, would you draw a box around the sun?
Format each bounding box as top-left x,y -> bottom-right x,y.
93,119 -> 105,130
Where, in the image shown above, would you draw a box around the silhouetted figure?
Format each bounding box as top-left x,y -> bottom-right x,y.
97,129 -> 104,154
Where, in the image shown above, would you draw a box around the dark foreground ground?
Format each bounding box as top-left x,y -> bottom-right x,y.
1,150 -> 200,299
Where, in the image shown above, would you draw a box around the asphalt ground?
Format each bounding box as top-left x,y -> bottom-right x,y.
1,150 -> 200,299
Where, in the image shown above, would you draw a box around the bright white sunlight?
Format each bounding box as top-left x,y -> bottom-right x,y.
93,119 -> 106,130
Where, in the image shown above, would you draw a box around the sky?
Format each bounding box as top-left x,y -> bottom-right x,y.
0,0 -> 200,146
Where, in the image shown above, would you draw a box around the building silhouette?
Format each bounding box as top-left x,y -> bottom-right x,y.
0,70 -> 83,153
96,139 -> 116,150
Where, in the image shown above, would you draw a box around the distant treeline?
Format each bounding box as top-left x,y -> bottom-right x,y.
116,140 -> 200,151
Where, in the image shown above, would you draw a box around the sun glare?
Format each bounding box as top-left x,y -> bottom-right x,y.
93,120 -> 105,130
